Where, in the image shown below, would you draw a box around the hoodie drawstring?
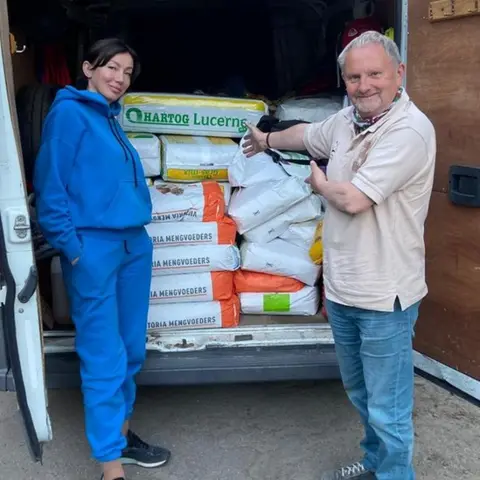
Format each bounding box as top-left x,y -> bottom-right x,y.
108,116 -> 139,188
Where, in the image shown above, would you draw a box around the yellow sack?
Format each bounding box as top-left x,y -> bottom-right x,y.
309,220 -> 323,265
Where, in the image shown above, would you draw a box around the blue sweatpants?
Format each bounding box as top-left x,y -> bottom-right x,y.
61,227 -> 153,462
326,298 -> 420,480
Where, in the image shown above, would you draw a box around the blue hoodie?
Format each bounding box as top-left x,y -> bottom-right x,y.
34,86 -> 152,262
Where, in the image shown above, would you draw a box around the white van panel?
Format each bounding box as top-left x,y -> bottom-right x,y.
0,30 -> 52,443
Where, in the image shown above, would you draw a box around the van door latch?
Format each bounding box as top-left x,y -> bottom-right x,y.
13,214 -> 30,240
18,266 -> 38,303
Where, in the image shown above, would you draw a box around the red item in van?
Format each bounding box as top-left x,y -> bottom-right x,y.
341,17 -> 383,49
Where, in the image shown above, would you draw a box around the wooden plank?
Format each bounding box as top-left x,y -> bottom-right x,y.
407,0 -> 480,193
429,0 -> 480,22
414,191 -> 480,380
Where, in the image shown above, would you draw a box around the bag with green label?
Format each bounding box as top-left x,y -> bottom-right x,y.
239,286 -> 319,315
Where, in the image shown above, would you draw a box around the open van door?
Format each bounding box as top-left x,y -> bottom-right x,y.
407,0 -> 480,400
0,0 -> 52,461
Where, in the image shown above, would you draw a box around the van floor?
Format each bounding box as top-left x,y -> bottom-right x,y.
43,314 -> 331,353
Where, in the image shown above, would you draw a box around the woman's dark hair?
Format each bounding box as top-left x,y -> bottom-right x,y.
77,37 -> 141,89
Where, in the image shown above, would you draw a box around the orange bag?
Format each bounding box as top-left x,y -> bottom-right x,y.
151,181 -> 225,222
148,295 -> 240,331
234,270 -> 304,293
146,217 -> 237,248
150,271 -> 234,304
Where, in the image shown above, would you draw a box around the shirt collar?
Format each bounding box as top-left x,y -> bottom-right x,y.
344,89 -> 410,135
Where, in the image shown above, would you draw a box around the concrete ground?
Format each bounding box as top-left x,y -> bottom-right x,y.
0,376 -> 478,480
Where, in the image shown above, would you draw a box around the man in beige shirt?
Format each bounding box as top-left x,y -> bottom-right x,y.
243,31 -> 436,480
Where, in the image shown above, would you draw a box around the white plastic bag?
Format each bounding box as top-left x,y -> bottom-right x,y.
279,219 -> 318,250
127,133 -> 161,177
150,181 -> 224,222
160,135 -> 238,182
243,194 -> 323,243
152,244 -> 240,276
275,96 -> 343,123
146,219 -> 237,248
150,271 -> 234,304
240,239 -> 321,286
120,92 -> 268,137
147,296 -> 240,331
228,177 -> 312,234
239,286 -> 319,315
228,136 -> 288,187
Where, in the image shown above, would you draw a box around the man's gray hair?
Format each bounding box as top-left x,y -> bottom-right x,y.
337,30 -> 402,72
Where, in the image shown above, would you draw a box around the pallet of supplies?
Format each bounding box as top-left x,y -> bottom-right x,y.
120,92 -> 268,137
243,193 -> 324,243
228,176 -> 312,234
160,135 -> 238,182
152,244 -> 241,276
146,218 -> 237,248
147,295 -> 240,331
234,270 -> 304,293
240,239 -> 321,286
150,271 -> 234,304
239,286 -> 319,316
127,133 -> 161,177
150,180 -> 225,222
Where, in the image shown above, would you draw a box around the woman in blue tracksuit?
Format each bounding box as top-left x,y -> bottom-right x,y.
34,38 -> 171,480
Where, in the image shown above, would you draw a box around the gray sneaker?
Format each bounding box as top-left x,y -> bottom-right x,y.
320,462 -> 374,479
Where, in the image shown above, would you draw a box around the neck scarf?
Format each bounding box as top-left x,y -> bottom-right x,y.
352,87 -> 403,133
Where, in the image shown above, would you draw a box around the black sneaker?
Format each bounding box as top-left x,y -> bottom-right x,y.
120,430 -> 171,468
320,462 -> 374,479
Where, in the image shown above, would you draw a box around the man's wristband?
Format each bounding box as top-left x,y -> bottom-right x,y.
266,132 -> 272,149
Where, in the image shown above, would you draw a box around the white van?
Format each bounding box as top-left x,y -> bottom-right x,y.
1,0 -> 479,463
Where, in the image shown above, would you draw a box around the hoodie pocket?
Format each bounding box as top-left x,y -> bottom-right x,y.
98,180 -> 152,229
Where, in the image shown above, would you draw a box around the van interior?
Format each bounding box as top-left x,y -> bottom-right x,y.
6,0 -> 400,348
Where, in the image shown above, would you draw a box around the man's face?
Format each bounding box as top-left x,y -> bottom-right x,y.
342,43 -> 405,118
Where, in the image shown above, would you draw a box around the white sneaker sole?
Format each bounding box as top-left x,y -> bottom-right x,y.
120,457 -> 169,468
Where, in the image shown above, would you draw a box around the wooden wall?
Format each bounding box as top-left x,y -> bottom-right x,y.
407,0 -> 480,380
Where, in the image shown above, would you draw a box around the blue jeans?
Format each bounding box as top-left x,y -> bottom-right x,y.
326,298 -> 420,480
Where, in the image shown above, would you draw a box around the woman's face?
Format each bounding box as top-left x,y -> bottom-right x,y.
83,52 -> 134,103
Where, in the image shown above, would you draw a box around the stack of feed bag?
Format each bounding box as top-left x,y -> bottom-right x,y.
145,181 -> 241,332
119,92 -> 269,331
122,92 -> 268,189
228,140 -> 325,316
